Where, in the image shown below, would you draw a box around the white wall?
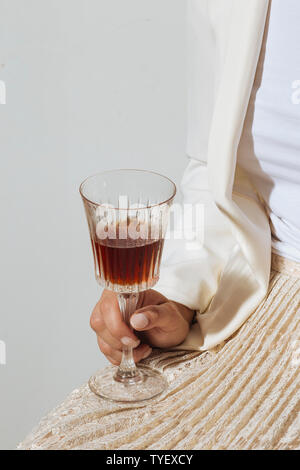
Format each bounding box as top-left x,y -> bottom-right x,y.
0,0 -> 186,449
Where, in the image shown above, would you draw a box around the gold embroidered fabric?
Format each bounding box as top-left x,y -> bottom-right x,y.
18,253 -> 300,450
271,252 -> 300,278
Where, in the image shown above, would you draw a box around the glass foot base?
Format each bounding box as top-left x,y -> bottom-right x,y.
88,365 -> 168,403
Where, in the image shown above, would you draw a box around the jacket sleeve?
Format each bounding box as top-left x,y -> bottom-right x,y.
155,0 -> 234,314
155,158 -> 235,313
155,0 -> 271,351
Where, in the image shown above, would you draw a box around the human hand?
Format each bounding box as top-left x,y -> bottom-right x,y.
90,289 -> 194,365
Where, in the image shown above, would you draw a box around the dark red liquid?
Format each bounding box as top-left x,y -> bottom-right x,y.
94,237 -> 164,287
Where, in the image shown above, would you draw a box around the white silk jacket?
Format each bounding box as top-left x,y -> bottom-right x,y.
155,0 -> 272,350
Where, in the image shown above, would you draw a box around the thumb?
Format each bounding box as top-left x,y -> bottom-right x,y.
130,304 -> 172,331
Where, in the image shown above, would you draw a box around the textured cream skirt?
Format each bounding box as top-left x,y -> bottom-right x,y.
19,253 -> 300,450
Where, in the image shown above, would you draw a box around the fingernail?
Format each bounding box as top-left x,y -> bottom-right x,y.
131,313 -> 149,329
142,347 -> 152,359
121,336 -> 140,347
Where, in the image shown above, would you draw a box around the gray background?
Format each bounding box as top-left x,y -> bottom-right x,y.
0,0 -> 186,449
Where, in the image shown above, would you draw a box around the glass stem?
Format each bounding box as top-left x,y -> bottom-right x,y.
114,292 -> 141,383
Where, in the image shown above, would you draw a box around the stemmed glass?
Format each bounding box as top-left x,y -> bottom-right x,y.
80,169 -> 176,402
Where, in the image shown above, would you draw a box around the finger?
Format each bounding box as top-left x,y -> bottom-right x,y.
98,337 -> 152,365
106,355 -> 120,366
90,302 -> 105,334
133,344 -> 152,363
91,310 -> 123,349
98,327 -> 124,350
102,299 -> 141,348
90,290 -> 120,337
130,303 -> 176,332
97,337 -> 122,363
92,291 -> 140,348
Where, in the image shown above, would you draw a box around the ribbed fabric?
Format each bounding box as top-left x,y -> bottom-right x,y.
18,253 -> 300,450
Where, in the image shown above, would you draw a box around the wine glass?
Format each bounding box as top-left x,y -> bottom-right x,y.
79,169 -> 176,402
